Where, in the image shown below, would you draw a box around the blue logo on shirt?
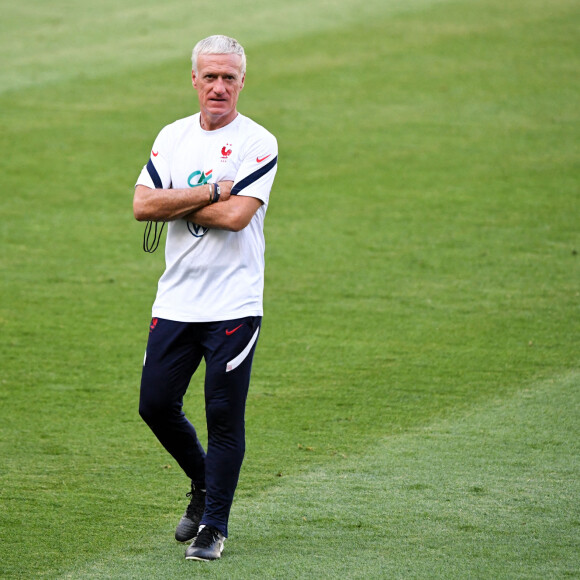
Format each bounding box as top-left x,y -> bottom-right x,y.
187,222 -> 209,238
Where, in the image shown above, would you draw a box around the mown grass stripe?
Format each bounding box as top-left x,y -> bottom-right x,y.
0,0 -> 448,93
57,372 -> 579,578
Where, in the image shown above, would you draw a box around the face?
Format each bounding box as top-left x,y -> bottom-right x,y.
192,53 -> 245,131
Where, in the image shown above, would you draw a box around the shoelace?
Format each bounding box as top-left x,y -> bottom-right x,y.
194,526 -> 220,548
185,488 -> 205,519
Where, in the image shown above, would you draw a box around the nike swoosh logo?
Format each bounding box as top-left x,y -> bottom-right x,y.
256,154 -> 271,163
152,151 -> 159,157
225,324 -> 244,336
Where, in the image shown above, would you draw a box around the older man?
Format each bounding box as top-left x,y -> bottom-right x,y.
134,35 -> 278,561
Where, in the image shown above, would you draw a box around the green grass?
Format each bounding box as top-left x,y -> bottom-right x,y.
0,0 -> 578,577
58,372 -> 580,578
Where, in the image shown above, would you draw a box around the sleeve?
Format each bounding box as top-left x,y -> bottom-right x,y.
231,130 -> 278,207
135,124 -> 173,189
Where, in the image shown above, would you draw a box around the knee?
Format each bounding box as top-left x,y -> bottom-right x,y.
206,400 -> 245,445
139,391 -> 180,426
138,396 -> 158,425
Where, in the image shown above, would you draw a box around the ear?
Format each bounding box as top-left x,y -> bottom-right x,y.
240,73 -> 246,90
191,70 -> 198,89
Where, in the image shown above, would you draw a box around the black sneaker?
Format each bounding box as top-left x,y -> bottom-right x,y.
175,484 -> 206,543
185,525 -> 225,561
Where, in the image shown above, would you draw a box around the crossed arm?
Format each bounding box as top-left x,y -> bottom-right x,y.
133,181 -> 262,232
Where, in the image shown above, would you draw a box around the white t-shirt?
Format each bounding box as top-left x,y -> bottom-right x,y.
136,113 -> 278,322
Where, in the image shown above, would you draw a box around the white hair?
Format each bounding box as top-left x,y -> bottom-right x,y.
192,35 -> 246,75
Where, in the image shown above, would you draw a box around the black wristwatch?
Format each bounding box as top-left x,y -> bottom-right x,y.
212,183 -> 221,204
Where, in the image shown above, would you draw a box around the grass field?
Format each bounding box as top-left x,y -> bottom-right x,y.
0,0 -> 578,578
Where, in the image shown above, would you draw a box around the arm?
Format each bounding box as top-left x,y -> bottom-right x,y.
184,132 -> 278,232
133,181 -> 232,222
183,195 -> 263,232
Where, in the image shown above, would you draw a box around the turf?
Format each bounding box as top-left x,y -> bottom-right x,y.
0,0 -> 578,578
57,372 -> 580,578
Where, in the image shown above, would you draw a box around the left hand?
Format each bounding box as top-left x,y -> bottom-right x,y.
217,180 -> 234,202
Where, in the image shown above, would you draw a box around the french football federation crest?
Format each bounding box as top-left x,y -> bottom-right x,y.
221,144 -> 233,162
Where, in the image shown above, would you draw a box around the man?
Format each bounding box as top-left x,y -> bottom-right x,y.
133,35 -> 278,561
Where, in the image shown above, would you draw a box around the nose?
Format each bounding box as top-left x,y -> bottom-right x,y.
213,77 -> 226,94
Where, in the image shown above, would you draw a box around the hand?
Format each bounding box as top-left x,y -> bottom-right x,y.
217,180 -> 234,202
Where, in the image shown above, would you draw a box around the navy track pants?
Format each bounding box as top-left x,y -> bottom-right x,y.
139,316 -> 261,538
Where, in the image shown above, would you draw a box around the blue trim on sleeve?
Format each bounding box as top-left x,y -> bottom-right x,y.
231,156 -> 278,196
146,159 -> 163,189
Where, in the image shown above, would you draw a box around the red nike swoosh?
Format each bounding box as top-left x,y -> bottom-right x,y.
152,151 -> 159,157
225,324 -> 244,336
256,154 -> 271,163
